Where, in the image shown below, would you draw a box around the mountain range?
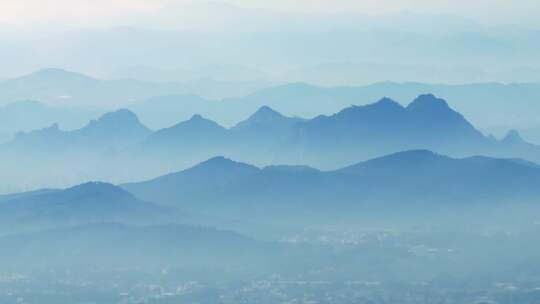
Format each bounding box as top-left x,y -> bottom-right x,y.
0,100 -> 101,143
128,94 -> 540,169
3,148 -> 540,236
122,151 -> 540,221
3,69 -> 540,142
2,93 -> 540,192
3,147 -> 539,235
128,82 -> 540,139
10,109 -> 150,151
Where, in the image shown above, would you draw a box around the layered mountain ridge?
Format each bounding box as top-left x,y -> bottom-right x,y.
1,94 -> 539,192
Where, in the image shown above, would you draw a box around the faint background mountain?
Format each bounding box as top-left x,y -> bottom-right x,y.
2,9 -> 540,84
0,68 -> 187,107
3,68 -> 540,143
0,100 -> 101,143
4,108 -> 150,154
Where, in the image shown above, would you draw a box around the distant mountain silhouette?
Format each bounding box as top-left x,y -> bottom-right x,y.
143,114 -> 227,147
502,129 -> 528,145
233,106 -> 303,131
70,109 -> 151,148
129,94 -> 215,129
0,182 -> 163,230
131,95 -> 510,171
288,94 -> 489,166
127,81 -> 540,137
137,115 -> 228,163
228,106 -> 305,160
5,109 -> 150,153
122,151 -> 540,219
3,94 -> 540,191
298,94 -> 483,143
130,94 -> 512,171
0,109 -> 152,193
123,156 -> 261,206
0,100 -> 100,143
0,68 -> 186,106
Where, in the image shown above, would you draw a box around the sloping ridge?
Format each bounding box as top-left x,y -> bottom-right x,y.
0,182 -> 161,224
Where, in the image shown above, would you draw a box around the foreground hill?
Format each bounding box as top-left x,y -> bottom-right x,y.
0,182 -> 164,233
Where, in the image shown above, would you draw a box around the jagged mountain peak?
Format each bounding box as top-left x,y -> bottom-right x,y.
87,109 -> 146,129
74,109 -> 151,144
232,105 -> 295,131
373,97 -> 403,108
190,114 -> 204,121
168,114 -> 225,130
193,156 -> 258,172
502,129 -> 527,145
14,122 -> 62,140
252,105 -> 283,119
340,97 -> 403,115
407,94 -> 450,112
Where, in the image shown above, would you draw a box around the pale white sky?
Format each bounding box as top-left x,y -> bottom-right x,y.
0,0 -> 539,29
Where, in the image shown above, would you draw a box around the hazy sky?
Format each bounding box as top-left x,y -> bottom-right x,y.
1,0 -> 539,29
1,0 -> 539,84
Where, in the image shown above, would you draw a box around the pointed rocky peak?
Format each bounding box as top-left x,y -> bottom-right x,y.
181,114 -> 220,126
173,114 -> 224,130
184,156 -> 260,175
251,106 -> 284,120
145,114 -> 226,144
372,97 -> 403,109
407,94 -> 451,112
87,109 -> 148,130
190,114 -> 204,121
14,123 -> 61,140
502,129 -> 527,145
232,106 -> 295,131
329,97 -> 404,123
197,156 -> 240,168
78,109 -> 151,141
